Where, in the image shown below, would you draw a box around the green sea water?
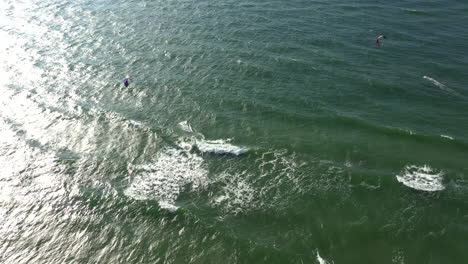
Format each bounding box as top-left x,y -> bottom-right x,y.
1,0 -> 467,263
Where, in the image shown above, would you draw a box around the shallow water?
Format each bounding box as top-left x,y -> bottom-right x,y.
1,0 -> 467,263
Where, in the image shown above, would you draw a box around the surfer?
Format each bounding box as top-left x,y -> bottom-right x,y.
123,77 -> 129,87
376,35 -> 386,46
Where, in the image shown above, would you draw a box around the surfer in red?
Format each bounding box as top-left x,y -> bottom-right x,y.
376,35 -> 386,46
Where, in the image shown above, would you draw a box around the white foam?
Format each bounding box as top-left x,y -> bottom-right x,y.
196,139 -> 249,155
392,249 -> 405,264
158,201 -> 179,212
211,172 -> 256,214
210,150 -> 308,214
178,120 -> 193,133
124,146 -> 209,210
396,165 -> 445,191
178,227 -> 185,236
316,251 -> 329,264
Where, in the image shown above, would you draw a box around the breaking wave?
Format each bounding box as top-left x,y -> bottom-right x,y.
396,165 -> 445,192
177,121 -> 250,155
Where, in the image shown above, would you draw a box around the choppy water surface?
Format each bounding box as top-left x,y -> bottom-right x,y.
1,0 -> 467,263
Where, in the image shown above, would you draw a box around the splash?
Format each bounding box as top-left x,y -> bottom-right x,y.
396,165 -> 445,191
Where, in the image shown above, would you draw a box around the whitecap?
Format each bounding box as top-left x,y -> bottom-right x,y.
158,201 -> 179,212
178,227 -> 185,235
423,75 -> 460,96
196,139 -> 249,155
441,135 -> 453,140
423,75 -> 446,90
396,165 -> 445,191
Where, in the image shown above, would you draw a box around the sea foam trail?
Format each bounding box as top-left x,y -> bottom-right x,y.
396,165 -> 445,191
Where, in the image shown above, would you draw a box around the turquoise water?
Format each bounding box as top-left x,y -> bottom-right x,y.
1,0 -> 467,263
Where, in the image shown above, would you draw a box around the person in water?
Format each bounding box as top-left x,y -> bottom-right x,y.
376,35 -> 386,46
123,77 -> 129,87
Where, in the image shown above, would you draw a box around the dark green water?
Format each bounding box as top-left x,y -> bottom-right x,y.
1,0 -> 467,263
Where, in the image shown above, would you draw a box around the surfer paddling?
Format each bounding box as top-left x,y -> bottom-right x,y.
123,77 -> 129,87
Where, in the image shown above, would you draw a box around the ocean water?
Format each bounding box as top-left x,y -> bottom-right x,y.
1,0 -> 467,263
